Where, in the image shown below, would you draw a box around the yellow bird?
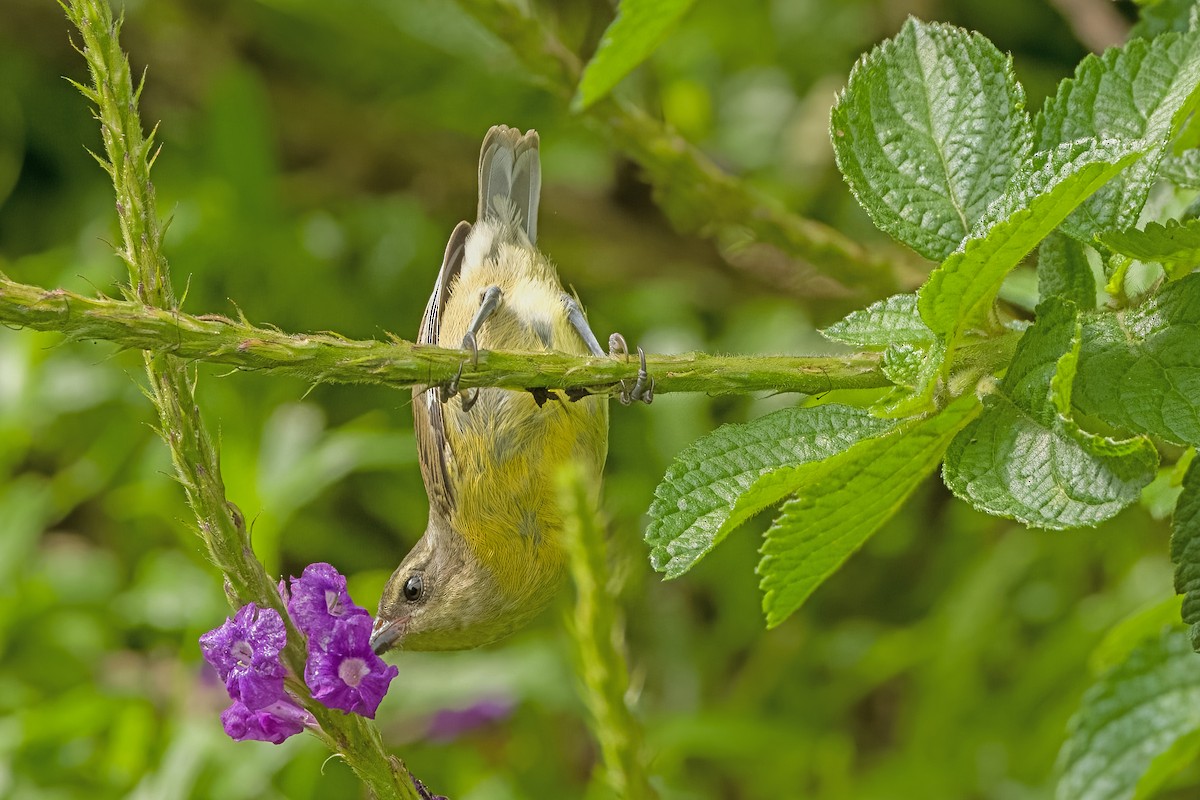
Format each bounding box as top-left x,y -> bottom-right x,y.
371,126 -> 647,653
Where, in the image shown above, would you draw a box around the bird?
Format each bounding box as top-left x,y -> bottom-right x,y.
371,125 -> 648,654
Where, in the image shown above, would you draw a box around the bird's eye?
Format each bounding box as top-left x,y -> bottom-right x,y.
403,573 -> 424,603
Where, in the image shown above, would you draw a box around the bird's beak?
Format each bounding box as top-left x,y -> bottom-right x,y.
370,616 -> 407,655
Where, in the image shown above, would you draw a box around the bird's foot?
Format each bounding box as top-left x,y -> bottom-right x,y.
440,331 -> 481,411
608,333 -> 653,405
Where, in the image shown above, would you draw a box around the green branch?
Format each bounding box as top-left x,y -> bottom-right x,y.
62,2 -> 418,797
0,273 -> 890,396
454,0 -> 917,294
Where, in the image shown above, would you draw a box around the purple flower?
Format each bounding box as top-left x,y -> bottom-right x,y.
200,563 -> 396,742
426,697 -> 515,742
288,562 -> 370,648
305,614 -> 398,718
221,697 -> 315,744
199,603 -> 288,710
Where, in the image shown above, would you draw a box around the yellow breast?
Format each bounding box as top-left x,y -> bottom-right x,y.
438,244 -> 609,599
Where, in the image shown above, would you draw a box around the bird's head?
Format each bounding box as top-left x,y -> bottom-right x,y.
371,515 -> 561,653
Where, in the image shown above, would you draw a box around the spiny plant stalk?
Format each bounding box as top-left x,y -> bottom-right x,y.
0,273 -> 894,396
559,466 -> 656,800
62,1 -> 418,796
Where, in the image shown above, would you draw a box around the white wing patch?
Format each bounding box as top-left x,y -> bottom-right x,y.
506,279 -> 560,350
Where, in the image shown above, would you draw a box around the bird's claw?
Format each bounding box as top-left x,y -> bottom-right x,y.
462,331 -> 480,368
440,333 -> 480,410
608,332 -> 627,358
609,333 -> 653,405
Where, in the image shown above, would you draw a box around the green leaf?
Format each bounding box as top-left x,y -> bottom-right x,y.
1101,218 -> 1200,280
943,300 -> 1159,529
821,292 -> 935,348
1177,107 -> 1200,151
1056,626 -> 1200,800
1142,450 -> 1196,520
758,394 -> 980,627
572,0 -> 697,111
829,18 -> 1032,260
645,405 -> 894,578
881,344 -> 927,388
1038,231 -> 1098,308
1131,0 -> 1200,40
1161,148 -> 1200,188
1171,458 -> 1200,648
1135,727 -> 1200,800
1036,29 -> 1200,239
1090,596 -> 1186,674
919,138 -> 1142,348
870,340 -> 946,419
1075,273 -> 1200,446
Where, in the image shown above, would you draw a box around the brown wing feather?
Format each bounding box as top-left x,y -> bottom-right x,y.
413,220 -> 471,517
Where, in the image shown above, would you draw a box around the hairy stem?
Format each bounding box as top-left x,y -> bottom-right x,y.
559,466 -> 656,800
0,273 -> 890,396
62,2 -> 418,796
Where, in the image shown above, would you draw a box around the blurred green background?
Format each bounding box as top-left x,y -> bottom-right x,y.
0,1 -> 1185,798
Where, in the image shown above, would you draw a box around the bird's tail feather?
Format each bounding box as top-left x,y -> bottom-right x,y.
477,125 -> 541,245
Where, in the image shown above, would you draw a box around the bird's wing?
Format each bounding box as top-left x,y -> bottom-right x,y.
413,220 -> 471,517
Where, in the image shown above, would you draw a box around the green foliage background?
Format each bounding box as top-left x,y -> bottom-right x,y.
0,1 -> 1188,798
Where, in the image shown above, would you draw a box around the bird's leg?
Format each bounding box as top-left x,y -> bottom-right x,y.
560,293 -> 606,357
441,285 -> 502,411
556,294 -> 606,404
608,333 -> 653,405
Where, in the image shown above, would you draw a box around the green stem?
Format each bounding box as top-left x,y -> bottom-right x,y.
453,0 -> 918,295
559,466 -> 656,800
62,2 -> 417,797
0,273 -> 890,396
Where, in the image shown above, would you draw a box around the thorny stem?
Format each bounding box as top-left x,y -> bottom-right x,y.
0,273 -> 892,396
559,466 -> 656,800
61,1 -> 419,797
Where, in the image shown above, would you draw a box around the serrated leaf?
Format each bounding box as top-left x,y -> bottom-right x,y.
821,293 -> 935,348
646,405 -> 894,577
1056,626 -> 1200,800
943,300 -> 1158,529
1036,29 -> 1200,239
830,18 -> 1032,260
1101,218 -> 1200,279
1038,231 -> 1098,308
919,139 -> 1142,348
758,394 -> 980,627
1170,458 -> 1200,647
881,343 -> 926,388
870,339 -> 946,419
1075,272 -> 1200,446
572,0 -> 696,111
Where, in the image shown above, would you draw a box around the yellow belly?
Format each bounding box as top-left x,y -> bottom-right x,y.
438,246 -> 609,598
